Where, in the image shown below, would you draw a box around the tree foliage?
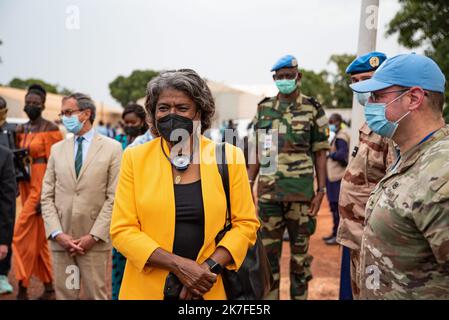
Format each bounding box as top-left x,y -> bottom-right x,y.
8,78 -> 73,96
386,0 -> 449,121
300,54 -> 356,109
300,69 -> 332,108
328,54 -> 356,109
109,70 -> 159,107
9,78 -> 58,94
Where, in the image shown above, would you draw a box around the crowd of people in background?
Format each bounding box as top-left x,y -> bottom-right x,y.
0,51 -> 448,301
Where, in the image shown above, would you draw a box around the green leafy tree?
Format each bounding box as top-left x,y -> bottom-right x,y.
9,78 -> 59,94
8,78 -> 73,96
300,68 -> 333,108
58,87 -> 73,96
328,54 -> 356,109
386,0 -> 449,122
109,69 -> 159,107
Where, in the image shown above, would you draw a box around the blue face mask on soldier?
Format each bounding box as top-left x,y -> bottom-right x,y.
364,90 -> 410,138
356,92 -> 370,106
62,114 -> 85,134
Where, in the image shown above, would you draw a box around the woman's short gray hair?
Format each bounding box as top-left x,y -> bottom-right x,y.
145,69 -> 215,135
64,92 -> 96,123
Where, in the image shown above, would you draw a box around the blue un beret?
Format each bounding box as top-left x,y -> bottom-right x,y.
350,53 -> 446,94
345,51 -> 387,75
271,54 -> 298,72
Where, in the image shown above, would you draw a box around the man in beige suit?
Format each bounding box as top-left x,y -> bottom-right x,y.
41,93 -> 122,300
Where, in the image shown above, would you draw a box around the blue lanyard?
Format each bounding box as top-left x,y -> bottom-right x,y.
392,129 -> 438,171
417,129 -> 438,146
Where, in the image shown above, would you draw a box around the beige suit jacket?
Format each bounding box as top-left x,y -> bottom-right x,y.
41,133 -> 122,251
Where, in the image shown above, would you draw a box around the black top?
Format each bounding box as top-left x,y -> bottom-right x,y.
172,180 -> 205,261
0,145 -> 16,245
0,122 -> 16,150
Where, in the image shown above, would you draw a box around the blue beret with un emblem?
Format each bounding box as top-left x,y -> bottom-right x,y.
271,54 -> 298,72
345,51 -> 387,75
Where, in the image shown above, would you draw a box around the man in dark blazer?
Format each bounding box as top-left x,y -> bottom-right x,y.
0,144 -> 17,294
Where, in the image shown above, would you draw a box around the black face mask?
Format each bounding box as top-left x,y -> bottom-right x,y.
124,125 -> 142,137
157,114 -> 194,144
24,105 -> 42,121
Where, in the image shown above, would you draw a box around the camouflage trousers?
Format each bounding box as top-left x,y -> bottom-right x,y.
258,199 -> 316,300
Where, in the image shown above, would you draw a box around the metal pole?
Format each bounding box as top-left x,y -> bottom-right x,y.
349,0 -> 379,153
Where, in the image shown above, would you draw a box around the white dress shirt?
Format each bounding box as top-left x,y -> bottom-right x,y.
74,127 -> 95,163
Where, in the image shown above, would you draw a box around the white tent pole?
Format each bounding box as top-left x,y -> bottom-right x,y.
349,0 -> 379,153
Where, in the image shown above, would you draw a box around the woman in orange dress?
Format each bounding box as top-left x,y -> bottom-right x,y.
13,84 -> 63,300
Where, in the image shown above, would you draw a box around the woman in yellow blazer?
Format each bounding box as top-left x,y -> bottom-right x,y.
110,69 -> 260,300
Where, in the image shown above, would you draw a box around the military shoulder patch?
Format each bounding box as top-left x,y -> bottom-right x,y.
306,97 -> 323,109
316,115 -> 329,127
258,96 -> 273,106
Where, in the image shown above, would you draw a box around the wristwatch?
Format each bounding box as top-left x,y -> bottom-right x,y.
317,187 -> 327,194
205,258 -> 223,275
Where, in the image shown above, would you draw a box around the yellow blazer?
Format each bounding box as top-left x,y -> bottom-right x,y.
110,136 -> 260,300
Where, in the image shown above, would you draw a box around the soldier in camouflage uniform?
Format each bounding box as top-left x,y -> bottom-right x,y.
337,52 -> 395,299
247,55 -> 329,300
351,53 -> 449,299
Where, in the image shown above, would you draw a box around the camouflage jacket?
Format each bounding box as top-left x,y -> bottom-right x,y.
337,122 -> 396,250
359,125 -> 449,299
252,93 -> 329,202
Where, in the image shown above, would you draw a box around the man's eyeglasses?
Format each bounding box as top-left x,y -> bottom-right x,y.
369,88 -> 429,103
58,109 -> 82,118
369,89 -> 409,103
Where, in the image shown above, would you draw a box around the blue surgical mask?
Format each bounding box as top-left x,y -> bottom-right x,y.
356,92 -> 370,106
62,114 -> 85,134
329,124 -> 337,133
364,91 -> 410,138
275,79 -> 297,95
